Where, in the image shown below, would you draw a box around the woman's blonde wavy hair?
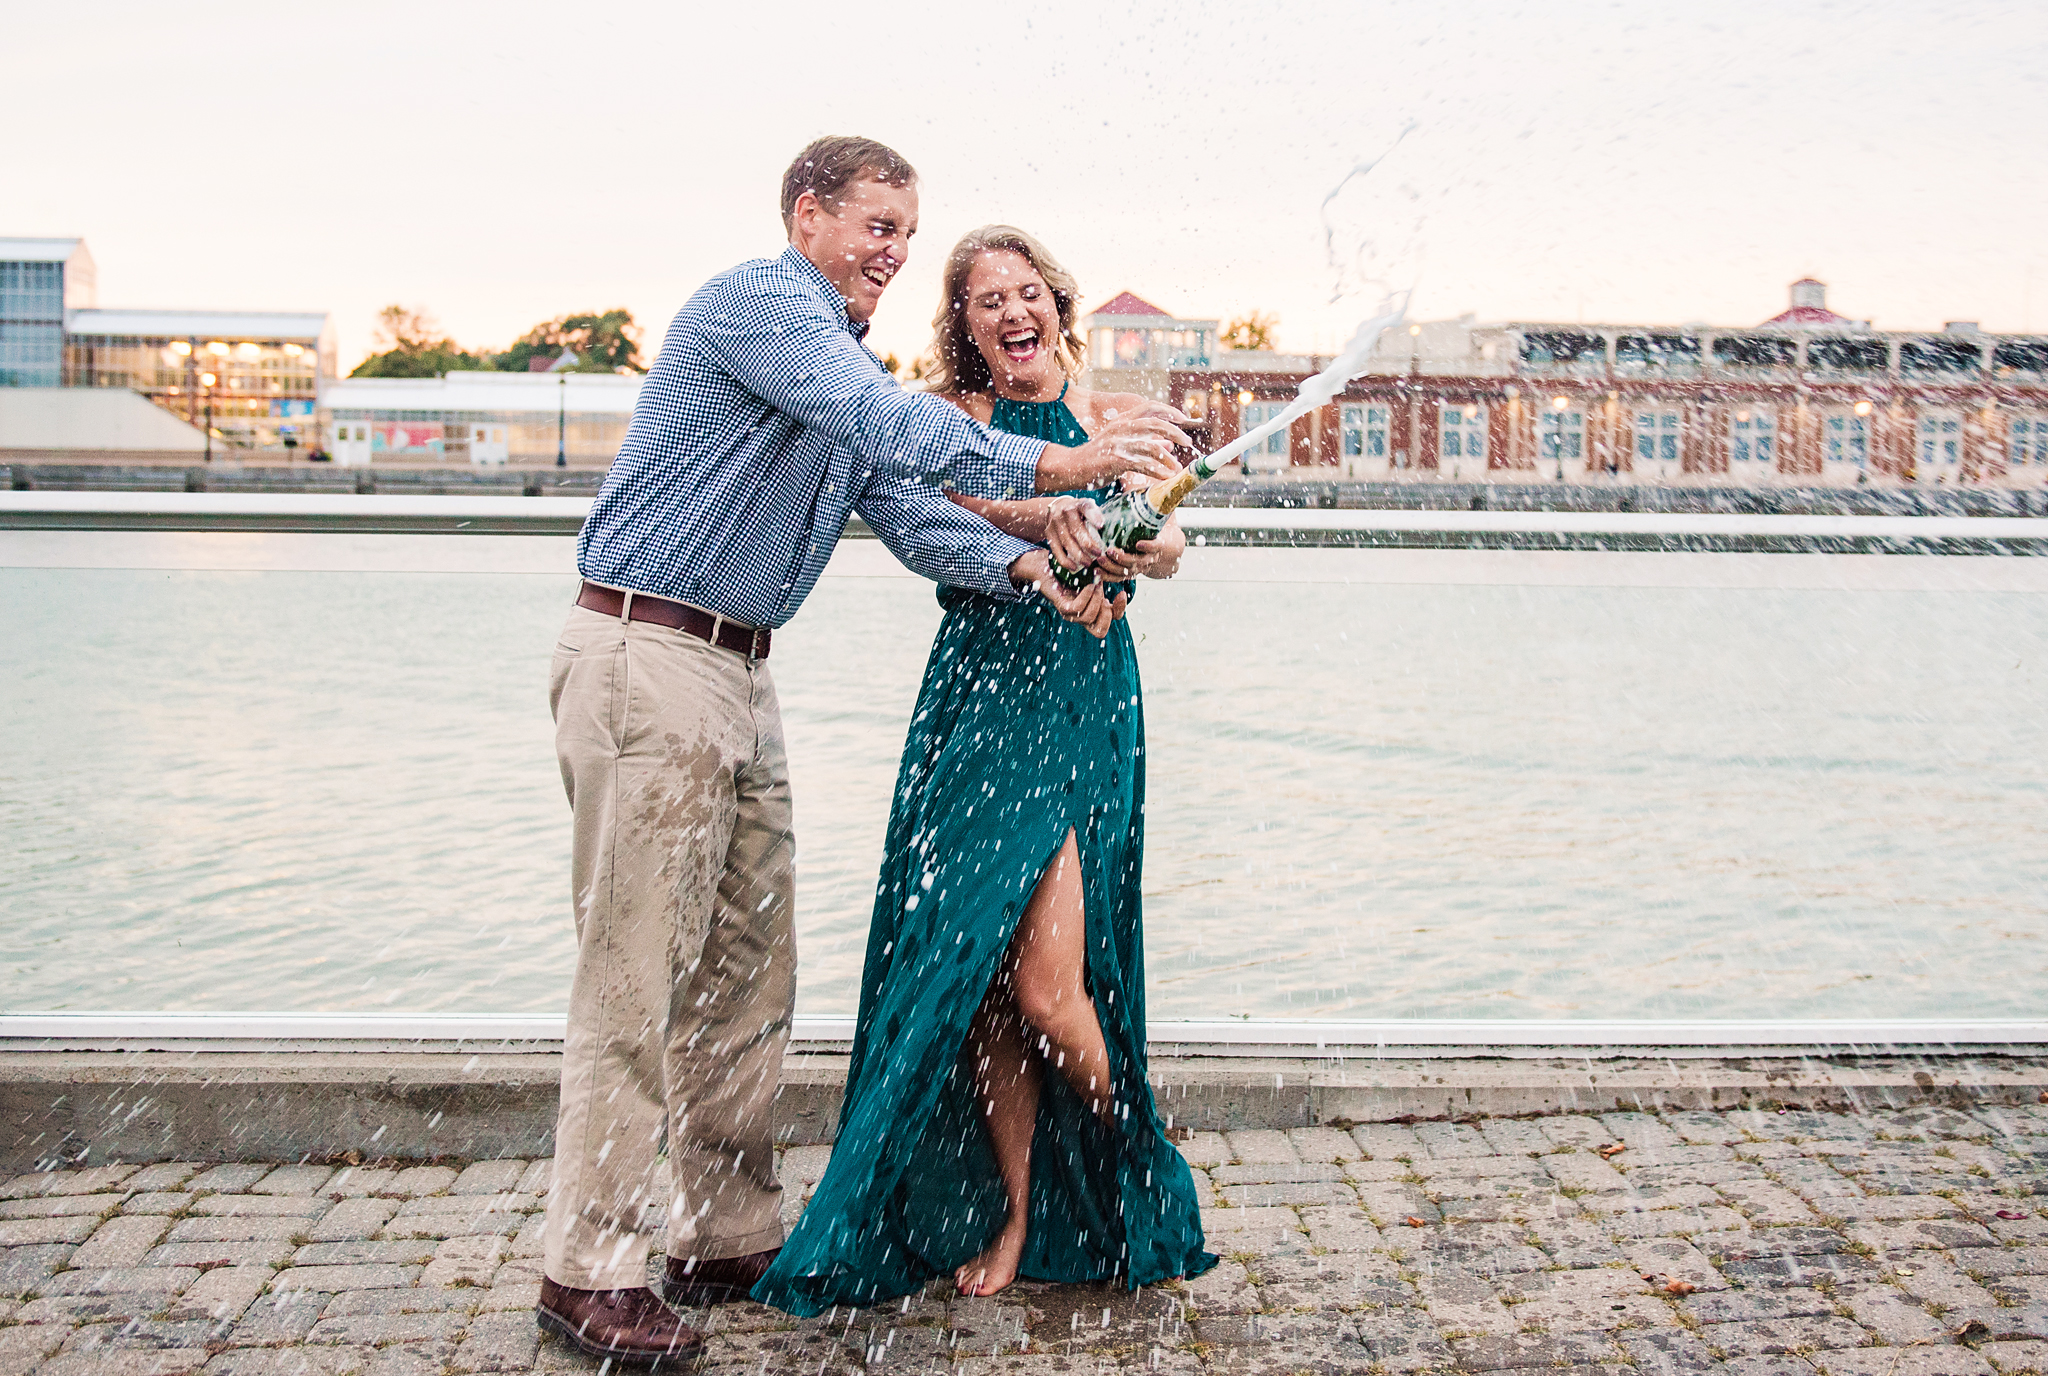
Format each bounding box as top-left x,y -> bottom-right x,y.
921,225 -> 1086,396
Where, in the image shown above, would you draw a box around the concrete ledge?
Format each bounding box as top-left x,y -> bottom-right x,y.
7,1049 -> 2045,1173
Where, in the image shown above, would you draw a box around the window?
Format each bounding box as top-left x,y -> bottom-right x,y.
1993,342 -> 2048,377
1729,409 -> 1777,466
1538,407 -> 1584,469
2011,416 -> 2048,466
1823,413 -> 1868,469
1633,410 -> 1683,466
0,260 -> 66,386
1520,332 -> 1603,369
1807,337 -> 1889,373
1440,405 -> 1486,470
1340,404 -> 1390,464
1161,329 -> 1212,368
1239,402 -> 1292,471
1613,335 -> 1701,375
1901,339 -> 1982,375
0,261 -> 64,321
1730,409 -> 1776,465
1112,329 -> 1153,366
1712,336 -> 1795,370
1916,413 -> 1962,475
0,321 -> 64,387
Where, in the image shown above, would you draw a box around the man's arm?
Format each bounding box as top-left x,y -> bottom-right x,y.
853,464 -> 1037,600
696,273 -> 1037,496
854,469 -> 1124,637
694,269 -> 1186,495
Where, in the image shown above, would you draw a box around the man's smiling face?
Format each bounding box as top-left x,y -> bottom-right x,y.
791,177 -> 919,325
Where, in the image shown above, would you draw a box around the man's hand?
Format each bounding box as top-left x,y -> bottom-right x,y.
1036,400 -> 1194,492
1009,550 -> 1128,638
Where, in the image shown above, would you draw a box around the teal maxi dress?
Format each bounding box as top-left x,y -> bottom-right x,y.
752,387 -> 1215,1316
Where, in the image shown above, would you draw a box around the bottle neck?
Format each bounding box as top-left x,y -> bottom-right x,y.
1149,467 -> 1201,516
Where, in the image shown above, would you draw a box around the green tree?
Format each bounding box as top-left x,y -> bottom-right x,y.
496,309 -> 645,373
1220,311 -> 1279,352
349,305 -> 491,378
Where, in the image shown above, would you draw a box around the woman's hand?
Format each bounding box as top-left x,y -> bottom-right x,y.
1097,518 -> 1186,582
1097,539 -> 1161,582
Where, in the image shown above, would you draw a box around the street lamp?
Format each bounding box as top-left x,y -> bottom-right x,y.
1550,395 -> 1569,481
548,347 -> 581,467
200,371 -> 217,464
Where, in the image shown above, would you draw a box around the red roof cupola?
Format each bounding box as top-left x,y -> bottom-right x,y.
1087,291 -> 1174,319
1763,277 -> 1852,327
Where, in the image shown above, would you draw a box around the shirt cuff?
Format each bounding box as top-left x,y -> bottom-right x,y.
962,530 -> 1040,601
952,431 -> 1044,500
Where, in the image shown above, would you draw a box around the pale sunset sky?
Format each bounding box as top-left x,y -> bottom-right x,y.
9,0 -> 2046,370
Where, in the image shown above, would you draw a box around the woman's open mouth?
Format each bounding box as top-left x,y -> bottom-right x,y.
1001,329 -> 1041,362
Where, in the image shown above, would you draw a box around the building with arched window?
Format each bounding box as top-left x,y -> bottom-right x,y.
1082,280 -> 2048,486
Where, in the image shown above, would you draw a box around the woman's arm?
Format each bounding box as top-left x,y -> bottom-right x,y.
944,491 -> 1056,542
947,491 -> 1103,573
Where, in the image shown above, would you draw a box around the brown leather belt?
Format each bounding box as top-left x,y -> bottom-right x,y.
576,582 -> 771,661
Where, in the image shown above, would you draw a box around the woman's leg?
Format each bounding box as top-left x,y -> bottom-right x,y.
954,828 -> 1115,1297
1010,829 -> 1115,1118
954,970 -> 1037,1297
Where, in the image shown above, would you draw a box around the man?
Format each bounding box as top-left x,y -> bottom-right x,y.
537,135 -> 1188,1364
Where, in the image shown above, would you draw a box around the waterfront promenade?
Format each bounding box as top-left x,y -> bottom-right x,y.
3,1103 -> 2045,1374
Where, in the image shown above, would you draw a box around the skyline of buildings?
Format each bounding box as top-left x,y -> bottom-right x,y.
7,232 -> 2048,487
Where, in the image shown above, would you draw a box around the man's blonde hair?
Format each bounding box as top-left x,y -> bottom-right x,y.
779,136 -> 916,234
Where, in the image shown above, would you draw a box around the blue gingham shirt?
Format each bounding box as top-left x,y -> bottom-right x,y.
577,245 -> 1044,627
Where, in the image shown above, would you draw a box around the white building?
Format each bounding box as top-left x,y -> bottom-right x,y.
318,370 -> 642,467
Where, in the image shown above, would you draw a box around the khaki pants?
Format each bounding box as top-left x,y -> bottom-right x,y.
542,602 -> 795,1291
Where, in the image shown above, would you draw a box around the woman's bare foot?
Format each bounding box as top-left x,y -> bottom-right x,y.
954,1219 -> 1027,1297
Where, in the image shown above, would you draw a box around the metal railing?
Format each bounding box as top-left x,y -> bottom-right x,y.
5,490 -> 2048,552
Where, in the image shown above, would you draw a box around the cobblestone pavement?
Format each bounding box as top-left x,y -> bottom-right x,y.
4,1103 -> 2048,1374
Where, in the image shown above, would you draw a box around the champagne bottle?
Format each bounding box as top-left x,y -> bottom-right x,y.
1047,465 -> 1200,590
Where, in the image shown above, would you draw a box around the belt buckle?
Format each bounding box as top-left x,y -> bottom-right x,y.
748,627 -> 765,663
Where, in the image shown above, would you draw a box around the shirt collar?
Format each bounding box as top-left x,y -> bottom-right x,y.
779,243 -> 871,341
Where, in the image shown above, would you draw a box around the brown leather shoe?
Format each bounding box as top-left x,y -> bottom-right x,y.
662,1247 -> 781,1306
535,1278 -> 704,1366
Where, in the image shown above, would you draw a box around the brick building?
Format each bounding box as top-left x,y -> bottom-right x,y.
1081,281 -> 2048,486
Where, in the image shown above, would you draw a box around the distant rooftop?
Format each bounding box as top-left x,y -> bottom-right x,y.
0,237 -> 90,263
1086,291 -> 1175,319
67,307 -> 328,341
323,369 -> 641,415
1761,277 -> 1864,329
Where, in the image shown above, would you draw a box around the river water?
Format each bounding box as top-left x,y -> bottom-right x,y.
3,533 -> 2044,1022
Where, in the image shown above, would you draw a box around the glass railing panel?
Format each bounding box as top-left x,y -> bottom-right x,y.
4,533 -> 2044,1024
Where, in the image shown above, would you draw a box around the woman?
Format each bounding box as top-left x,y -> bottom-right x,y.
753,226 -> 1212,1316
